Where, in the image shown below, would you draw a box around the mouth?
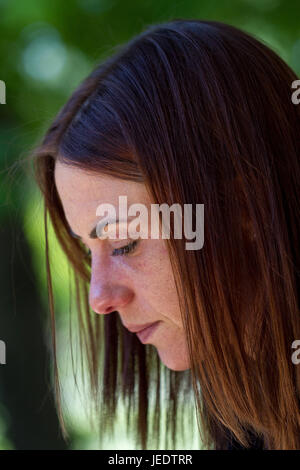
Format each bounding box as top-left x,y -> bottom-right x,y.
135,321 -> 160,344
123,320 -> 161,344
125,321 -> 159,333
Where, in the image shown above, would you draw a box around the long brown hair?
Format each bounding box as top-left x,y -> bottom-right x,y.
32,19 -> 300,449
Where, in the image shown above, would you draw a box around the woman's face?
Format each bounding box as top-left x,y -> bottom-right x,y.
54,161 -> 190,371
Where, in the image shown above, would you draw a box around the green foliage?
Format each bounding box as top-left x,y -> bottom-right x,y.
0,0 -> 299,450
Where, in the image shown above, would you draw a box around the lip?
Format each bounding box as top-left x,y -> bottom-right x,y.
125,321 -> 159,333
136,321 -> 160,344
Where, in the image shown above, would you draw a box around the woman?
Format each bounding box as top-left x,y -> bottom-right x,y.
32,19 -> 300,450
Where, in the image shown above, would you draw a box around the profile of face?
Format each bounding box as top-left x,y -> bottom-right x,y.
54,161 -> 190,371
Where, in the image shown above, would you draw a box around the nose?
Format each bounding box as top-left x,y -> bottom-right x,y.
89,265 -> 134,315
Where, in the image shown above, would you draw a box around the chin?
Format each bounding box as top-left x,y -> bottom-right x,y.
157,349 -> 191,371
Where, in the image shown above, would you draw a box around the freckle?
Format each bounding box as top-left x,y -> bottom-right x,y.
136,260 -> 147,271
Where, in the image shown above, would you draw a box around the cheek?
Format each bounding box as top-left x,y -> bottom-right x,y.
130,240 -> 181,321
133,239 -> 173,282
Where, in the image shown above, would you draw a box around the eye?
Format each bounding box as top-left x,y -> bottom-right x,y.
111,239 -> 139,257
82,239 -> 140,261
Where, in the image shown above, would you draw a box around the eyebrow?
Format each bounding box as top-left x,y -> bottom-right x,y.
69,218 -> 120,240
68,217 -> 141,240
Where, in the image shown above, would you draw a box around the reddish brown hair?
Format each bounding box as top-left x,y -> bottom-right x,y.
32,19 -> 300,449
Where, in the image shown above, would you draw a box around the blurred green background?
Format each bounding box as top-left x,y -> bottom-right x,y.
0,0 -> 299,450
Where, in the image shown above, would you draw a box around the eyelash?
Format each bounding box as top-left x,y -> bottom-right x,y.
84,239 -> 139,259
112,239 -> 139,256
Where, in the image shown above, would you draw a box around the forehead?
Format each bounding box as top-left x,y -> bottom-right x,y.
54,161 -> 149,204
54,161 -> 150,232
